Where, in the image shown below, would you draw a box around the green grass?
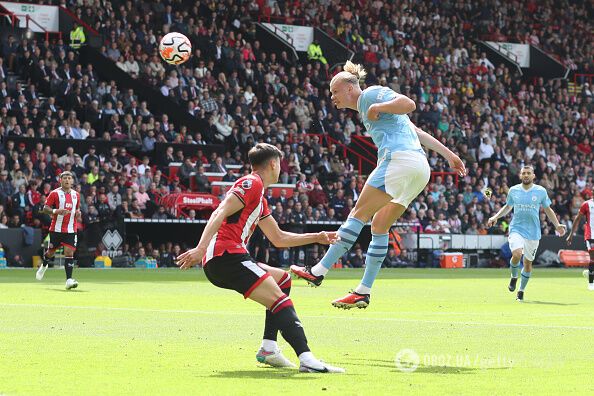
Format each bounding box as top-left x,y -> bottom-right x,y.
1,268 -> 593,395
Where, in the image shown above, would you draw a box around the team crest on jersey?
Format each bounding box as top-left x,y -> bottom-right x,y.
242,179 -> 253,190
65,203 -> 73,208
532,196 -> 537,202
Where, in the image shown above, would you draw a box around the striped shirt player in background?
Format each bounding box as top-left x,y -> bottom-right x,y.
176,143 -> 345,373
566,198 -> 594,290
35,171 -> 81,290
487,165 -> 566,301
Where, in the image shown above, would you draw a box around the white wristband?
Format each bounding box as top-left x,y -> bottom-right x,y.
52,209 -> 57,215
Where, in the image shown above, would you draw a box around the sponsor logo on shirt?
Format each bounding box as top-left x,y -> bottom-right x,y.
242,179 -> 253,190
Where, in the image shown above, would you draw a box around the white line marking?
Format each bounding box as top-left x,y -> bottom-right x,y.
1,303 -> 593,331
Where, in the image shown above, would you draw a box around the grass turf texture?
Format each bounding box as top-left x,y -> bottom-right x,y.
1,268 -> 593,395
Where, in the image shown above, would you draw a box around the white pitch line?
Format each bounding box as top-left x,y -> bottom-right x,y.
1,302 -> 594,331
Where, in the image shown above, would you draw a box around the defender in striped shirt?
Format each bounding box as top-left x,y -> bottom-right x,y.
567,198 -> 594,290
176,143 -> 344,373
35,171 -> 81,290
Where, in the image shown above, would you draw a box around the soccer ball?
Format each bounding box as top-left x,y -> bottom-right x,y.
159,32 -> 192,65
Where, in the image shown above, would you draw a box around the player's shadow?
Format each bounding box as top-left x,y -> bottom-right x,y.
348,358 -> 511,374
523,300 -> 579,306
209,369 -> 356,380
394,365 -> 510,374
48,288 -> 90,293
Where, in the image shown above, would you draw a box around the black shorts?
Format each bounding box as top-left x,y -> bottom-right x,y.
203,253 -> 270,299
49,232 -> 78,251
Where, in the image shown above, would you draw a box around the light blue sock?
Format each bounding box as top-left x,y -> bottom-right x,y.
311,217 -> 365,276
510,259 -> 520,278
519,269 -> 531,291
355,233 -> 389,294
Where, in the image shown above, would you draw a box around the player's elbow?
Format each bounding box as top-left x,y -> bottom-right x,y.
405,98 -> 416,113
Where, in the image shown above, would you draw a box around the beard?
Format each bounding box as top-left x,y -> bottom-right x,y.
521,178 -> 532,185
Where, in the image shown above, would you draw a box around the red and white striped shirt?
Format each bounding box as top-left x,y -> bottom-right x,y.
46,188 -> 80,234
579,199 -> 594,240
202,173 -> 271,265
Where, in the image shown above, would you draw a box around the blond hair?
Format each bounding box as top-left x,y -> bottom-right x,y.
330,60 -> 367,87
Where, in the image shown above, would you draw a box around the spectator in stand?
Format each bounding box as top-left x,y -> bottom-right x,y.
177,158 -> 196,187
194,165 -> 210,193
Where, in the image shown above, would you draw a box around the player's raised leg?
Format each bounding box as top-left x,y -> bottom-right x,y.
291,184 -> 392,286
333,202 -> 406,309
257,263 -> 295,367
508,250 -> 521,292
248,274 -> 344,373
36,245 -> 57,281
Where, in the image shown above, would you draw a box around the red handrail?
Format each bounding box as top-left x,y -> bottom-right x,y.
573,73 -> 594,87
350,135 -> 378,160
324,134 -> 377,175
286,132 -> 376,175
0,12 -> 62,41
351,135 -> 376,150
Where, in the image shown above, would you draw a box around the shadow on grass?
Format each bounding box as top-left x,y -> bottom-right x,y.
523,300 -> 579,306
208,368 -> 362,379
345,358 -> 513,374
394,365 -> 513,375
48,288 -> 90,293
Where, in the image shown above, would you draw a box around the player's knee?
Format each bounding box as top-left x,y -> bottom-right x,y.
370,223 -> 390,234
269,294 -> 293,314
511,251 -> 523,261
349,206 -> 371,223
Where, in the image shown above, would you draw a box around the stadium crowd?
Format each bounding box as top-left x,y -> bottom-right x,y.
0,0 -> 592,267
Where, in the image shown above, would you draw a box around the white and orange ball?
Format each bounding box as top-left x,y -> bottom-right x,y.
159,32 -> 192,65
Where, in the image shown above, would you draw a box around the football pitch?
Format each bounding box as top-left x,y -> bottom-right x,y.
1,268 -> 593,395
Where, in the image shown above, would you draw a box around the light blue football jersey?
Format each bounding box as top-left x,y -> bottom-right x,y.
506,184 -> 551,240
357,86 -> 424,160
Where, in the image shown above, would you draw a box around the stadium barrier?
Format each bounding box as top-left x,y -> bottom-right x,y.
0,228 -> 42,266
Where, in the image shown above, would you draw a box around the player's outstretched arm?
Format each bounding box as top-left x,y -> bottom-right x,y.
258,215 -> 339,248
367,93 -> 415,119
566,212 -> 583,245
487,204 -> 513,228
176,194 -> 245,269
543,206 -> 566,237
414,127 -> 466,176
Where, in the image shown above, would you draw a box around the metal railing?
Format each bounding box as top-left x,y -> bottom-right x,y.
257,14 -> 307,26
0,12 -> 62,41
573,73 -> 594,87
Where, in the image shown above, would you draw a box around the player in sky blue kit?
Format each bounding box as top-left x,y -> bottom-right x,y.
291,60 -> 466,309
487,165 -> 566,301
